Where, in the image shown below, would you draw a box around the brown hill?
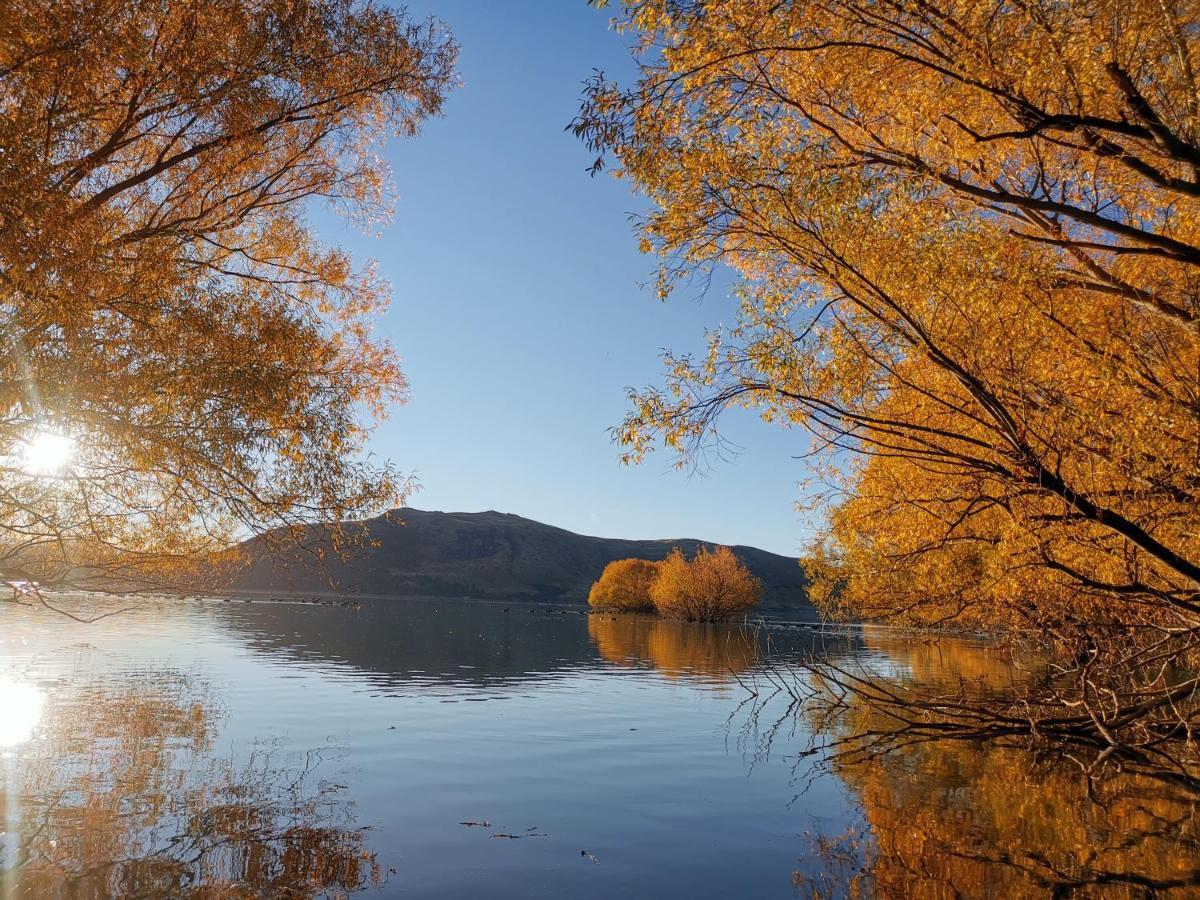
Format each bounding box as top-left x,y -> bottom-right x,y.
233,508 -> 816,619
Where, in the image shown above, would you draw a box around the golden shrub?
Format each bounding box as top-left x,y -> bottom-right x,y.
649,546 -> 761,622
587,557 -> 661,611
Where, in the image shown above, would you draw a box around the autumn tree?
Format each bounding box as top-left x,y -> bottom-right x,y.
0,0 -> 456,590
588,557 -> 660,611
649,546 -> 760,622
575,1 -> 1200,728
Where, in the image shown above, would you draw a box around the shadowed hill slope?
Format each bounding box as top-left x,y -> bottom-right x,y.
233,508 -> 816,618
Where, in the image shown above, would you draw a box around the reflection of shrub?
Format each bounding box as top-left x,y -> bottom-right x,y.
587,558 -> 661,611
588,614 -> 759,680
650,547 -> 761,622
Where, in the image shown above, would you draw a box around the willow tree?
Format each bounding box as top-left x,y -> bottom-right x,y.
576,1 -> 1200,722
0,0 -> 455,590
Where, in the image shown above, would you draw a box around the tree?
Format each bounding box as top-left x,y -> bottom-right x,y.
587,557 -> 660,611
649,546 -> 760,622
575,1 -> 1200,722
0,0 -> 456,590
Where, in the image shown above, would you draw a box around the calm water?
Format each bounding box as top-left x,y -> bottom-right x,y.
1,598 -> 1197,898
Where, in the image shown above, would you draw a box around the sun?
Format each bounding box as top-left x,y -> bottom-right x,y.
19,428 -> 76,476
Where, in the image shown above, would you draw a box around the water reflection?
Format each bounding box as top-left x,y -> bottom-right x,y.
0,677 -> 43,749
1,669 -> 379,899
2,600 -> 1198,898
219,599 -> 599,691
819,743 -> 1200,897
859,630 -> 1037,695
587,614 -> 761,682
789,636 -> 1200,898
215,599 -> 822,694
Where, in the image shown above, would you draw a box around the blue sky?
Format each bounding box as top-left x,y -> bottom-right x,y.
315,1 -> 815,557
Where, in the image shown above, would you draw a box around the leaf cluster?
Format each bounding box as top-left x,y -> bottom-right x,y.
0,0 -> 457,589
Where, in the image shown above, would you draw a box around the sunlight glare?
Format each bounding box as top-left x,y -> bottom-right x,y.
18,429 -> 76,476
0,676 -> 44,748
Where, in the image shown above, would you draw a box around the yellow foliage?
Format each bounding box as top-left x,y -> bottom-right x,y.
587,557 -> 661,611
0,0 -> 456,588
576,0 -> 1200,650
649,546 -> 761,622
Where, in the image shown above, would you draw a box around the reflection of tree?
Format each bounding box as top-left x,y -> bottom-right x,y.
758,625 -> 1200,776
587,614 -> 759,681
798,742 -> 1200,898
859,632 -> 1042,697
2,672 -> 380,898
776,638 -> 1200,898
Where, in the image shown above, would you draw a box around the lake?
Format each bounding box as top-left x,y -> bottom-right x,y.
1,597 -> 1197,898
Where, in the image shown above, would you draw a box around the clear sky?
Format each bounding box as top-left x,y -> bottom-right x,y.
315,1 -> 816,557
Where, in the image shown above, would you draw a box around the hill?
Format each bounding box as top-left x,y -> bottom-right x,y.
232,508 -> 816,619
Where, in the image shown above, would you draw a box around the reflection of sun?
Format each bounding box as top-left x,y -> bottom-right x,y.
18,428 -> 76,476
0,676 -> 45,748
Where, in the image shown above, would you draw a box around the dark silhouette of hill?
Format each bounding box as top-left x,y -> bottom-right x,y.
233,508 -> 816,618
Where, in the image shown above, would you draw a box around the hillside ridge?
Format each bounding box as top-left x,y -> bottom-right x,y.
234,507 -> 816,618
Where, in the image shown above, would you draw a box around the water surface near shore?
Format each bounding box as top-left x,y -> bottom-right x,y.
1,598 -> 1195,898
